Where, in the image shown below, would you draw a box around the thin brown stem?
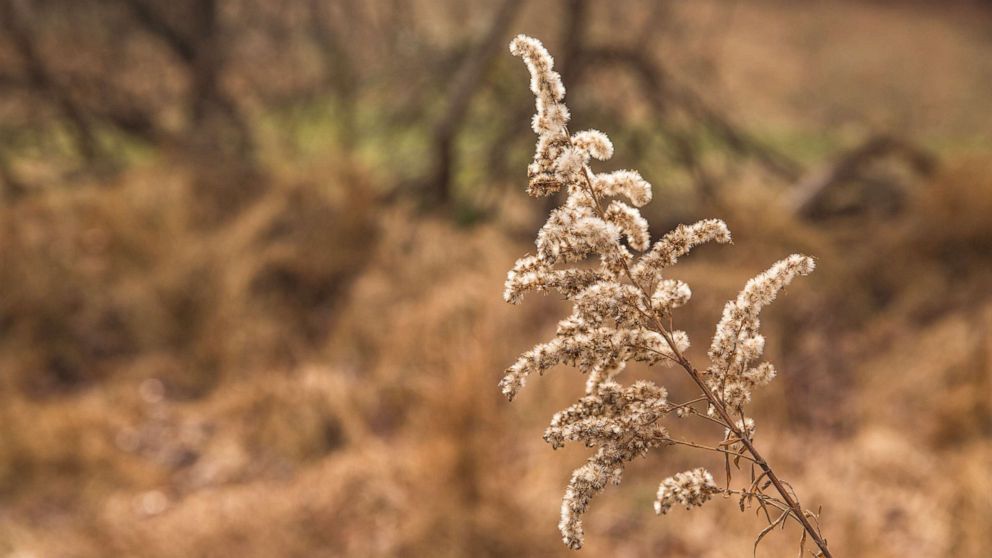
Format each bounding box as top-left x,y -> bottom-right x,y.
668,438 -> 760,465
570,158 -> 833,558
680,363 -> 830,555
667,395 -> 708,409
686,407 -> 732,429
724,488 -> 792,514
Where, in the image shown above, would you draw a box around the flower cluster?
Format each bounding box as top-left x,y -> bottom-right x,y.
547,380 -> 672,548
706,254 -> 815,410
500,34 -> 817,551
654,468 -> 720,515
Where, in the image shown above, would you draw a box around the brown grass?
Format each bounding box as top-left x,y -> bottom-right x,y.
1,1 -> 991,556
1,153 -> 989,556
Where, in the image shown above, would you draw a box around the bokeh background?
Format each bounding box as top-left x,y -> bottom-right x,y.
0,0 -> 990,556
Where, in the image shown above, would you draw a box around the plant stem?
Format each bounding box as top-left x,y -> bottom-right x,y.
675,358 -> 832,558
668,438 -> 759,465
574,162 -> 833,558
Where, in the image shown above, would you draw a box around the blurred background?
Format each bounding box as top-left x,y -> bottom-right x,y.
0,0 -> 990,556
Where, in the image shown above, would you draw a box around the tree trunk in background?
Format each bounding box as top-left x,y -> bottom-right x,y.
427,0 -> 523,205
0,147 -> 27,201
122,0 -> 254,160
0,0 -> 100,163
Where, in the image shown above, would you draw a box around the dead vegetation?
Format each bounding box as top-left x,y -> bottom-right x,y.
0,1 -> 990,557
0,153 -> 988,556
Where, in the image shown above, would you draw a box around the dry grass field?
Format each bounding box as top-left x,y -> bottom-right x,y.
0,1 -> 990,556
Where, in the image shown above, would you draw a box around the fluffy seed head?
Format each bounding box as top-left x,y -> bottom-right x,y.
501,35 -> 818,552
654,468 -> 719,515
572,130 -> 614,160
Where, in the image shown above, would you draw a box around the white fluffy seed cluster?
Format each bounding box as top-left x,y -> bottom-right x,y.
706,254 -> 815,409
630,219 -> 732,284
501,35 -> 815,551
654,468 -> 720,515
502,34 -> 728,550
545,380 -> 673,549
508,34 -> 651,205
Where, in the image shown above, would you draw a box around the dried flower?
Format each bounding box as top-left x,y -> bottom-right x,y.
500,35 -> 830,556
630,219 -> 732,284
571,129 -> 614,161
592,170 -> 653,207
706,254 -> 815,410
654,468 -> 720,515
651,279 -> 692,314
604,201 -> 650,251
554,379 -> 672,548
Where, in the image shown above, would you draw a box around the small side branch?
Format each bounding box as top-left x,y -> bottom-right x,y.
572,161 -> 832,557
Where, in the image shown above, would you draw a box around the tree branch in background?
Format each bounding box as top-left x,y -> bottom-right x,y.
426,0 -> 524,204
583,46 -> 803,193
584,46 -> 721,201
667,79 -> 804,182
558,0 -> 590,87
120,0 -> 254,158
0,0 -> 100,162
120,0 -> 197,63
788,134 -> 937,219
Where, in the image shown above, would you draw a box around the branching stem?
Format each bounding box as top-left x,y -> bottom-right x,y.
668,438 -> 759,465
574,162 -> 833,558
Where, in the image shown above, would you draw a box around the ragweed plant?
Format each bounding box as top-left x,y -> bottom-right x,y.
501,35 -> 832,557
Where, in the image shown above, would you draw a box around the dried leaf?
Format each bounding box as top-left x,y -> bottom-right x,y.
753,510 -> 789,557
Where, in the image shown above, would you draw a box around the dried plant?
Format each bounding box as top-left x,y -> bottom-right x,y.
501,35 -> 832,556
